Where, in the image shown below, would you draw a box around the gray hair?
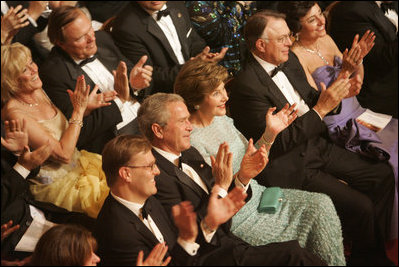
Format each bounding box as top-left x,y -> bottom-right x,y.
137,93 -> 185,141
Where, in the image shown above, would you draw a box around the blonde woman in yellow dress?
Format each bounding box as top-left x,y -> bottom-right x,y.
1,43 -> 109,218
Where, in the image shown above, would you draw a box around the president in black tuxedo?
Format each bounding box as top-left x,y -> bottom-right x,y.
39,6 -> 152,154
328,1 -> 398,118
228,10 -> 395,264
1,120 -> 95,258
136,93 -> 326,265
111,1 -> 222,94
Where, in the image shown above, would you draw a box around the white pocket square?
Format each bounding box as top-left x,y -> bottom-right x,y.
186,28 -> 192,38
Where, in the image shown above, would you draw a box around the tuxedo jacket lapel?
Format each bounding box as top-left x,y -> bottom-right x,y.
145,199 -> 175,246
146,16 -> 180,65
169,8 -> 189,60
152,149 -> 209,199
372,4 -> 397,41
249,55 -> 289,110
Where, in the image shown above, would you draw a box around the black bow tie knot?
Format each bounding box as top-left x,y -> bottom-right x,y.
156,9 -> 170,20
271,64 -> 285,77
78,55 -> 97,67
380,2 -> 395,13
178,156 -> 185,170
140,201 -> 151,219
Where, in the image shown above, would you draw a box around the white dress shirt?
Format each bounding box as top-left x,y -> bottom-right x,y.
252,53 -> 324,120
110,192 -> 200,255
75,57 -> 139,130
151,4 -> 186,64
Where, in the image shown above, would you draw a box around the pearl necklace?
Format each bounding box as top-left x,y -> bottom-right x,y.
16,98 -> 39,107
298,41 -> 329,65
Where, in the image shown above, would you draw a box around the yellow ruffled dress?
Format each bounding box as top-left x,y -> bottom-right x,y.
30,108 -> 109,218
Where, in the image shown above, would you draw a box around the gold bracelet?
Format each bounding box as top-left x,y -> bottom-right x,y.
68,118 -> 83,128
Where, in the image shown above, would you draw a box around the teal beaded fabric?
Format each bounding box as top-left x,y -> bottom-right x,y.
186,1 -> 255,76
190,115 -> 346,265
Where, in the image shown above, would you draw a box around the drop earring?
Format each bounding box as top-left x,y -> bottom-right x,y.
194,105 -> 200,110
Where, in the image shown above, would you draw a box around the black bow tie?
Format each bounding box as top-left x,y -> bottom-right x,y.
380,2 -> 395,13
156,9 -> 170,20
271,64 -> 285,77
178,156 -> 187,170
78,55 -> 97,67
140,201 -> 150,219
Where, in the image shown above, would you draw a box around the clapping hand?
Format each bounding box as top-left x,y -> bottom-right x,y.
314,73 -> 351,118
172,201 -> 198,243
136,243 -> 171,266
1,5 -> 29,45
85,85 -> 117,116
237,139 -> 268,185
67,75 -> 90,115
265,103 -> 297,139
356,30 -> 375,59
345,73 -> 362,98
1,220 -> 20,241
193,46 -> 228,63
130,55 -> 153,91
211,142 -> 233,190
113,61 -> 130,102
1,119 -> 28,155
342,44 -> 362,75
203,185 -> 247,231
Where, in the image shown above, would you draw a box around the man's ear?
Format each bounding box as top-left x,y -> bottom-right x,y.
255,38 -> 267,53
152,123 -> 164,139
118,166 -> 131,182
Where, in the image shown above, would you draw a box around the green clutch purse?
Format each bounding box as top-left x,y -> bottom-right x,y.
257,187 -> 283,214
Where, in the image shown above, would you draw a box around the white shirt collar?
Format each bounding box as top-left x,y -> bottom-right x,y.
252,52 -> 279,76
110,191 -> 143,217
153,146 -> 181,167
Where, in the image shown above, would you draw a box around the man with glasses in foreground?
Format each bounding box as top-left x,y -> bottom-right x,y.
228,9 -> 395,265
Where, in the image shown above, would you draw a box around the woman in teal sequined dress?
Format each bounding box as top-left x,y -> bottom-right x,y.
174,58 -> 346,265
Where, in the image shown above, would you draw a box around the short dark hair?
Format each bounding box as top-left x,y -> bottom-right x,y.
102,135 -> 152,187
31,224 -> 97,266
277,1 -> 317,34
48,6 -> 83,44
244,10 -> 286,51
174,59 -> 229,113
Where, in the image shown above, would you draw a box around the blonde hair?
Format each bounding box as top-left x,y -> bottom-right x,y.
174,59 -> 228,113
1,43 -> 32,103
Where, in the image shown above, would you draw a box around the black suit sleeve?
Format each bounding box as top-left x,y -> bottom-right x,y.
230,66 -> 325,158
329,2 -> 398,74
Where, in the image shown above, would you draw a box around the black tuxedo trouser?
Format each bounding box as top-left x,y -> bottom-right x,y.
300,138 -> 394,253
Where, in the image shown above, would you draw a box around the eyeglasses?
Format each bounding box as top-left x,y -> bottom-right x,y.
124,163 -> 158,171
260,32 -> 294,44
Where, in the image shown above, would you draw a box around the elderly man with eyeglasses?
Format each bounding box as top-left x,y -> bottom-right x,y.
228,9 -> 395,266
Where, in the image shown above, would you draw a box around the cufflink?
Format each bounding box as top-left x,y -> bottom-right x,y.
178,12 -> 182,18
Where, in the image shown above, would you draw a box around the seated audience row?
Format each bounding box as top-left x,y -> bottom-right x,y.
1,1 -> 397,266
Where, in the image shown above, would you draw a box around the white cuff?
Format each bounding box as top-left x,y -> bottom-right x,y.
214,186 -> 228,198
234,176 -> 250,192
27,16 -> 38,27
177,237 -> 200,256
13,163 -> 31,179
114,98 -> 140,130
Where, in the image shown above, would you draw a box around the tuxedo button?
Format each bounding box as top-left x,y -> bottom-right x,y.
200,164 -> 204,168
